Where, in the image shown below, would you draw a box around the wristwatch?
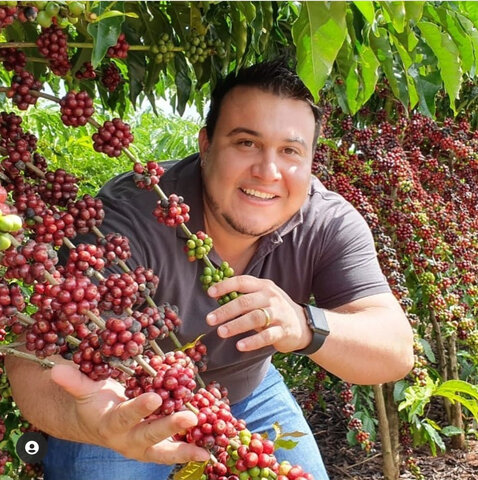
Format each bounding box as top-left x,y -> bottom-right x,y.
293,304 -> 330,355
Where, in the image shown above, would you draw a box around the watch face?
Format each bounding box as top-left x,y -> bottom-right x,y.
307,305 -> 330,336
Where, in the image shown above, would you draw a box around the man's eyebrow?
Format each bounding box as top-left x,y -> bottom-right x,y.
226,127 -> 261,137
227,128 -> 307,148
286,136 -> 307,148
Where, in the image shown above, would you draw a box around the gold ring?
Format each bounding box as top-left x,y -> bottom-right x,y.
260,307 -> 272,328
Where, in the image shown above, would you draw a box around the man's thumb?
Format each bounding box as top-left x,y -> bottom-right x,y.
50,364 -> 99,398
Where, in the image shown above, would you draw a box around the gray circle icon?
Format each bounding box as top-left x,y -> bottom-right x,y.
16,432 -> 48,464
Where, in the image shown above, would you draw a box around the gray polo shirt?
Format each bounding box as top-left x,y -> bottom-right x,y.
96,153 -> 390,403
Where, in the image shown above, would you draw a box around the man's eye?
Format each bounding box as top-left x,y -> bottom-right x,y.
239,140 -> 254,147
284,147 -> 298,155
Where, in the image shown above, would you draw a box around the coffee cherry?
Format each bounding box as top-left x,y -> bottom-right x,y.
132,161 -> 165,190
60,91 -> 94,127
66,243 -> 105,276
101,62 -> 122,92
97,233 -> 131,265
98,272 -> 140,314
38,168 -> 79,206
153,194 -> 190,226
67,194 -> 105,234
0,5 -> 17,30
107,32 -> 129,58
36,24 -> 71,76
0,47 -> 26,72
92,118 -> 133,157
6,71 -> 42,110
184,230 -> 212,262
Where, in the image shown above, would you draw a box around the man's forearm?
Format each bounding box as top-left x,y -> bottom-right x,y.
310,302 -> 414,384
5,354 -> 86,442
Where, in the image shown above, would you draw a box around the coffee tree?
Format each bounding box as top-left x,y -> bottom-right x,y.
1,2 -> 478,480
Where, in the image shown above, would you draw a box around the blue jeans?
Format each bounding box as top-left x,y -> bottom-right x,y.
43,365 -> 329,479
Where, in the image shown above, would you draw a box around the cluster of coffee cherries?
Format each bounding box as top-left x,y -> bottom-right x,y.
101,62 -> 123,92
200,262 -> 239,305
59,91 -> 95,127
125,351 -> 197,416
36,24 -> 71,76
153,193 -> 190,226
92,118 -> 134,157
107,32 -> 129,58
133,161 -> 165,190
0,185 -> 22,250
151,33 -> 175,64
184,230 -> 213,262
1,239 -> 58,284
6,70 -> 42,110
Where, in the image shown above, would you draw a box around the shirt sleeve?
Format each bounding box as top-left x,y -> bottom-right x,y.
312,195 -> 390,310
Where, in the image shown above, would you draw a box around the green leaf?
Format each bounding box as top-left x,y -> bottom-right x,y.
95,10 -> 139,22
419,338 -> 436,363
280,430 -> 307,438
274,438 -> 299,450
459,1 -> 478,31
230,4 -> 248,69
427,6 -> 475,75
390,33 -> 419,108
393,380 -> 409,402
405,2 -> 425,23
380,1 -> 406,33
441,425 -> 464,437
174,54 -> 192,116
179,334 -> 205,353
417,21 -> 462,113
435,380 -> 478,400
173,461 -> 207,480
235,1 -> 256,24
369,28 -> 409,107
356,43 -> 380,106
292,1 -> 347,100
408,67 -> 441,117
423,420 -> 446,455
87,3 -> 125,67
272,421 -> 282,440
352,1 -> 375,24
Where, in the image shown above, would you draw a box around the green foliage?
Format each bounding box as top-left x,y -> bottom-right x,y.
2,1 -> 478,116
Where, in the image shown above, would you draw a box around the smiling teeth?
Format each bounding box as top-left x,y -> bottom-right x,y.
242,188 -> 275,199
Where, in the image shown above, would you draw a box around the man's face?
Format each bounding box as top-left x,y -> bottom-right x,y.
200,86 -> 315,238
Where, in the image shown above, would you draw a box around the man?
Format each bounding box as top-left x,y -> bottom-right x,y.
6,60 -> 414,479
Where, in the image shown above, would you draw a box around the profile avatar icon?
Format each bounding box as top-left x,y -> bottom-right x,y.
16,432 -> 48,464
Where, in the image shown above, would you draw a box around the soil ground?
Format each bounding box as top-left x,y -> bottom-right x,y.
302,388 -> 478,480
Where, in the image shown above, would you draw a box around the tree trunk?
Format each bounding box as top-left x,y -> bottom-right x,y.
447,333 -> 465,449
430,310 -> 451,421
374,384 -> 400,480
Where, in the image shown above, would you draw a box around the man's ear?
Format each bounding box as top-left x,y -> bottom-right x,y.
198,128 -> 210,166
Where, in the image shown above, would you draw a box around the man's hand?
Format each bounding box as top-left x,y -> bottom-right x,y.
51,364 -> 210,464
206,275 -> 312,353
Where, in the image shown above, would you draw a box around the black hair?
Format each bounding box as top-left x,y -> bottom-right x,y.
205,59 -> 322,145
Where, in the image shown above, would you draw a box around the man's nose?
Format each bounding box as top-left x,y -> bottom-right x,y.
251,151 -> 281,181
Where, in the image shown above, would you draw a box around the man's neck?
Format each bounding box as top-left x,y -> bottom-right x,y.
203,210 -> 260,276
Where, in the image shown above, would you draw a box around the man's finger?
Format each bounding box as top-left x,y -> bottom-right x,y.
207,275 -> 266,298
207,291 -> 265,326
50,364 -> 102,398
107,393 -> 163,434
145,438 -> 210,464
132,410 -> 200,448
236,326 -> 281,352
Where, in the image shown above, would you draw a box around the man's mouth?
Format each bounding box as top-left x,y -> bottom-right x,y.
240,188 -> 276,200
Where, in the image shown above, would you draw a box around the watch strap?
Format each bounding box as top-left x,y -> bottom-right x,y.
293,304 -> 329,356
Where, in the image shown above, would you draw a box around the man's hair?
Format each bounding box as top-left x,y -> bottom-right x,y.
205,59 -> 322,146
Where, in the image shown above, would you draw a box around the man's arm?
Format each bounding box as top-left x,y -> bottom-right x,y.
309,292 -> 414,384
206,277 -> 414,385
5,352 -> 210,464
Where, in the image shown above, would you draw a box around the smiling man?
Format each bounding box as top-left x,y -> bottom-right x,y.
6,60 -> 414,480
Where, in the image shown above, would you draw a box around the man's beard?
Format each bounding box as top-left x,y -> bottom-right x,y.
203,185 -> 280,238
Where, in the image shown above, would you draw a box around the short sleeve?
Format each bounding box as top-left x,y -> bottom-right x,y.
312,198 -> 390,309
